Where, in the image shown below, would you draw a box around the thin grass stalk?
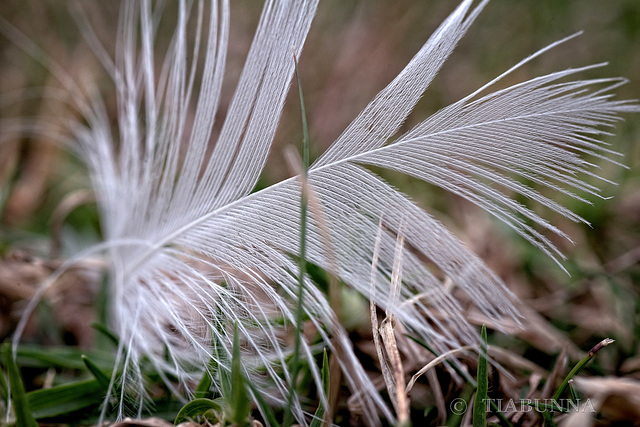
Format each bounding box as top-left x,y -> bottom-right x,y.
284,49 -> 311,427
552,338 -> 614,403
472,324 -> 488,427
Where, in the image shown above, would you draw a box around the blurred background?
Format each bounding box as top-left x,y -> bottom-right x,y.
1,0 -> 639,424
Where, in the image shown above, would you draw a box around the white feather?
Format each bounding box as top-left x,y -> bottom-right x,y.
2,0 -> 639,425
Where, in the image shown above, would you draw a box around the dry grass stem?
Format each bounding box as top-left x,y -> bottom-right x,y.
405,346 -> 473,394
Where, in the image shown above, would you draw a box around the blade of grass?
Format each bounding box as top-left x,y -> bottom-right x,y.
16,344 -> 114,370
217,332 -> 232,401
174,397 -> 224,425
195,365 -> 214,399
91,322 -> 120,348
247,380 -> 280,427
472,324 -> 488,427
446,385 -> 473,427
310,349 -> 330,427
27,379 -> 106,419
228,322 -> 250,426
489,402 -> 513,427
284,47 -> 310,427
195,328 -> 221,399
0,357 -> 7,401
406,334 -> 512,427
94,275 -> 114,350
2,342 -> 38,427
568,379 -> 579,403
542,338 -> 614,427
82,355 -> 111,388
552,338 -> 614,402
199,307 -> 227,399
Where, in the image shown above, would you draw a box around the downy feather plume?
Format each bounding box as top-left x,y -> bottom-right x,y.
2,0 -> 639,424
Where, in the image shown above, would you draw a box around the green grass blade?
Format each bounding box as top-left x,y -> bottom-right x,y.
82,355 -> 111,388
228,322 -> 250,425
407,333 -> 512,427
0,357 -> 7,401
552,338 -> 614,402
94,275 -> 115,351
2,342 -> 38,427
196,320 -> 227,399
543,339 -> 614,427
195,368 -> 214,399
568,380 -> 580,403
488,401 -> 513,427
91,322 -> 120,348
285,47 -> 311,427
174,398 -> 224,425
247,381 -> 280,427
195,341 -> 216,399
27,379 -> 106,419
16,344 -> 114,370
310,349 -> 330,427
217,335 -> 232,400
446,385 -> 473,427
472,324 -> 488,427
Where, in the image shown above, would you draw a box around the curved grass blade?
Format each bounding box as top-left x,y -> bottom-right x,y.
174,397 -> 224,425
552,338 -> 614,402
